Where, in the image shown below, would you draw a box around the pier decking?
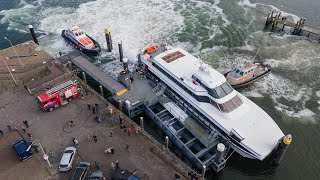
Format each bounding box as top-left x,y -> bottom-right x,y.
71,55 -> 125,95
265,11 -> 320,37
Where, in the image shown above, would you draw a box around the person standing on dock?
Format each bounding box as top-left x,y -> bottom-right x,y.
87,103 -> 91,110
119,115 -> 123,125
127,128 -> 131,136
23,120 -> 29,128
130,73 -> 134,83
0,130 -> 3,136
22,126 -> 26,133
92,105 -> 96,114
95,103 -> 99,114
93,135 -> 97,142
69,120 -> 74,127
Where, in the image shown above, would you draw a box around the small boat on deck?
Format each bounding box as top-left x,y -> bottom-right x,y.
224,61 -> 271,89
61,26 -> 101,56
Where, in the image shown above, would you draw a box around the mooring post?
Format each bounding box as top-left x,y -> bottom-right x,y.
299,18 -> 306,35
271,21 -> 276,31
275,12 -> 281,25
118,100 -> 122,112
118,41 -> 123,62
265,12 -> 271,27
68,61 -> 72,71
105,28 -> 113,52
99,85 -> 104,97
215,143 -> 225,164
140,117 -> 144,132
165,136 -> 169,149
301,18 -> 306,27
273,134 -> 292,165
282,22 -> 286,31
28,25 -> 39,45
82,72 -> 87,84
123,58 -> 128,71
201,165 -> 206,177
137,53 -> 142,67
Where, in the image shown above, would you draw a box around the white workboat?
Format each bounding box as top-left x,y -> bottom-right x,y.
140,44 -> 284,161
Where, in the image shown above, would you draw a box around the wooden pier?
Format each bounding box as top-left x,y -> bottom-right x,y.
265,11 -> 320,37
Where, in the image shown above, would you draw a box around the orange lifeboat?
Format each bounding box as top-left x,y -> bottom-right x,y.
145,46 -> 159,54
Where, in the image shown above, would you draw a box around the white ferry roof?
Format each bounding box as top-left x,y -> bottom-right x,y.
154,48 -> 226,88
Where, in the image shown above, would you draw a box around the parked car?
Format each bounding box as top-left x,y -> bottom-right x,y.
71,162 -> 91,180
58,146 -> 77,171
12,138 -> 33,161
89,170 -> 105,180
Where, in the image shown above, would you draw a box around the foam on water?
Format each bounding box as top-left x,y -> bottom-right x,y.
38,0 -> 184,59
252,73 -> 315,118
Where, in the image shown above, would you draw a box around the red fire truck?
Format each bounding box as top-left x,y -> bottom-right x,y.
37,80 -> 79,112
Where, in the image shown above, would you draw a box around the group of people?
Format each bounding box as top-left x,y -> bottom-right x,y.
87,103 -> 99,114
119,66 -> 145,84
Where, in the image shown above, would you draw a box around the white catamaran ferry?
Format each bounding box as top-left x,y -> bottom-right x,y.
140,44 -> 284,161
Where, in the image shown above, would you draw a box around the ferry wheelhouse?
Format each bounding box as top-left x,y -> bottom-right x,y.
140,44 -> 284,161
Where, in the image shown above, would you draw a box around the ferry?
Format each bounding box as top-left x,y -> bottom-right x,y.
225,61 -> 271,89
140,44 -> 284,161
61,26 -> 101,56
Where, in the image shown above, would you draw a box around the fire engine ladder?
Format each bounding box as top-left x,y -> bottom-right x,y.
46,80 -> 75,97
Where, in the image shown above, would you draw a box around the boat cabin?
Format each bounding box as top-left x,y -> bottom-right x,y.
232,62 -> 256,79
70,26 -> 85,37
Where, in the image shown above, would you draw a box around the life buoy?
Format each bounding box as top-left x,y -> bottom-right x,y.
145,46 -> 159,54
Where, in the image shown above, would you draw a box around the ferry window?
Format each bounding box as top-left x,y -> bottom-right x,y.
213,82 -> 233,99
240,71 -> 244,76
197,96 -> 210,103
236,69 -> 240,74
233,68 -> 237,72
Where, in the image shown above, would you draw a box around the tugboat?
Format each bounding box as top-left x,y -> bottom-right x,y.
61,26 -> 101,56
224,61 -> 271,89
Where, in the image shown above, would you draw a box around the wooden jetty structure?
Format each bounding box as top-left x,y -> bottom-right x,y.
265,11 -> 320,37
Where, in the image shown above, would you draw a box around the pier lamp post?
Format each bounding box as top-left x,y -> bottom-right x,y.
0,54 -> 17,85
27,139 -> 52,168
4,37 -> 24,67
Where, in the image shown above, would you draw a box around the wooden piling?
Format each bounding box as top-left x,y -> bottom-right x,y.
282,22 -> 286,31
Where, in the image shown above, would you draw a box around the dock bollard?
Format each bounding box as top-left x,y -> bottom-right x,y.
273,134 -> 292,165
123,58 -> 128,71
140,117 -> 144,132
28,25 -> 39,45
165,136 -> 169,149
118,41 -> 123,62
104,28 -> 113,52
99,85 -> 104,97
201,165 -> 206,177
215,143 -> 225,164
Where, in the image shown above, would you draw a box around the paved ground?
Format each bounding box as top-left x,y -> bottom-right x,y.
0,131 -> 51,180
0,41 -> 54,80
0,82 -> 188,180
